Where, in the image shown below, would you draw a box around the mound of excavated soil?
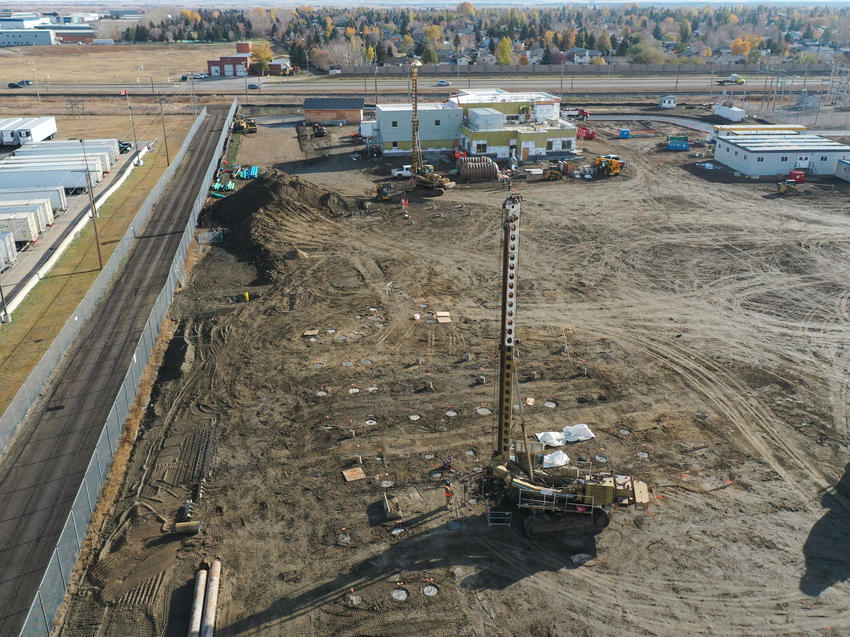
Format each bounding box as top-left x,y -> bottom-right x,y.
210,171 -> 358,280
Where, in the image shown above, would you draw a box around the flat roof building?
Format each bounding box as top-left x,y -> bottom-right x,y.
715,134 -> 850,176
0,29 -> 55,46
376,102 -> 463,153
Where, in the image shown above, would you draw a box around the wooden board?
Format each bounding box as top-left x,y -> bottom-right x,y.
302,329 -> 319,337
342,467 -> 366,482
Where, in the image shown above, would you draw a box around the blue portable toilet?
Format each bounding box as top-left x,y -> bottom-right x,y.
619,128 -> 631,139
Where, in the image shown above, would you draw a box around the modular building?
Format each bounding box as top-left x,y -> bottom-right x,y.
0,167 -> 89,191
0,117 -> 57,145
0,230 -> 16,269
376,102 -> 463,154
836,159 -> 850,182
712,124 -> 807,138
0,199 -> 53,232
0,186 -> 67,210
0,211 -> 39,243
0,157 -> 104,181
9,150 -> 111,173
659,95 -> 677,109
304,97 -> 365,125
714,134 -> 850,177
0,29 -> 56,47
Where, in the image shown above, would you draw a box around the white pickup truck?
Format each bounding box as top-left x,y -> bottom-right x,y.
391,165 -> 413,178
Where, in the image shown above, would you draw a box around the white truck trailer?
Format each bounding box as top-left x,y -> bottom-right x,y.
1,156 -> 106,179
0,211 -> 39,243
0,187 -> 67,211
0,199 -> 54,231
16,144 -> 117,168
0,230 -> 16,269
0,167 -> 89,192
27,139 -> 120,164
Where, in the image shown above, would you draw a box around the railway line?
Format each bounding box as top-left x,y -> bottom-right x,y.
0,106 -> 226,636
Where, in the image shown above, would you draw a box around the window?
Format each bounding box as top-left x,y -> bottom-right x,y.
756,157 -> 764,163
780,156 -> 788,162
546,141 -> 554,151
725,147 -> 730,152
392,141 -> 398,149
821,155 -> 827,161
475,142 -> 487,154
743,155 -> 747,160
391,121 -> 398,128
734,151 -> 738,156
434,119 -> 440,126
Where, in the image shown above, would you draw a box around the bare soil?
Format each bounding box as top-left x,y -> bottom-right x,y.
60,118 -> 850,636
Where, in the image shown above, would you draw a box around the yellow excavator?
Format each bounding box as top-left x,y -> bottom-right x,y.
592,156 -> 622,177
232,115 -> 257,134
777,179 -> 806,195
488,193 -> 649,535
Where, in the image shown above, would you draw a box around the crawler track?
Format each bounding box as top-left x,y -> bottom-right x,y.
0,107 -> 226,636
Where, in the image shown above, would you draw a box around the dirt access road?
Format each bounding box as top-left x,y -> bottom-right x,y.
62,119 -> 850,636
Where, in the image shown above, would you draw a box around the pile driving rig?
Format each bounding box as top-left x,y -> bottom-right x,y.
489,193 -> 649,536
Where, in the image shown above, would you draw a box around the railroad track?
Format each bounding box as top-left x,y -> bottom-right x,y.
0,106 -> 226,636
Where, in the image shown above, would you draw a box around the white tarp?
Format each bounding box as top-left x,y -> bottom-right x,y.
543,450 -> 570,468
536,424 -> 595,446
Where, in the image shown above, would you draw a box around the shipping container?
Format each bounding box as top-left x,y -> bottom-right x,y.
0,168 -> 89,191
14,147 -> 114,169
20,142 -> 118,166
2,155 -> 106,178
0,187 -> 67,211
713,104 -> 746,122
0,231 -> 16,269
667,140 -> 690,151
0,160 -> 103,182
0,199 -> 53,232
0,211 -> 39,242
29,139 -> 120,164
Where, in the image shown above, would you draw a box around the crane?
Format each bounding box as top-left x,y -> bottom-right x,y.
406,58 -> 448,194
489,193 -> 650,535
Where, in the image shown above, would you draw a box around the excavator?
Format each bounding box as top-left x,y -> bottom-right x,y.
591,156 -> 622,177
487,193 -> 649,536
777,179 -> 807,196
232,115 -> 257,134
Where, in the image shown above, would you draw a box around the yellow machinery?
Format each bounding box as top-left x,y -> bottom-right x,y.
777,179 -> 805,195
409,60 -> 450,194
592,156 -> 622,177
489,193 -> 649,535
232,116 -> 257,134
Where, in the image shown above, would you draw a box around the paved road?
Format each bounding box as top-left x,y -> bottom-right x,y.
14,73 -> 830,98
0,106 -> 226,636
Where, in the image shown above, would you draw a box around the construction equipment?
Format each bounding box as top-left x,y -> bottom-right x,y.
561,106 -> 591,120
375,183 -> 392,201
777,179 -> 807,195
576,125 -> 596,140
408,59 -> 450,194
717,73 -> 745,86
542,160 -> 572,180
487,193 -> 648,536
591,156 -> 623,177
232,116 -> 257,134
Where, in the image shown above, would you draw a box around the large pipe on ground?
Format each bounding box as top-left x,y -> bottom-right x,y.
188,567 -> 208,637
201,559 -> 221,637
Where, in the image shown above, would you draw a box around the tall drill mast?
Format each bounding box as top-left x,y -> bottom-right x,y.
410,59 -> 423,174
495,193 -> 522,462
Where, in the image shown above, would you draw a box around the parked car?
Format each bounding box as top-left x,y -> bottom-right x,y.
193,73 -> 208,79
248,83 -> 260,89
7,82 -> 22,89
436,79 -> 451,87
391,165 -> 413,178
21,80 -> 31,86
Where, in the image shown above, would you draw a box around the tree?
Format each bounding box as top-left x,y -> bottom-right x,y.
251,41 -> 273,72
423,25 -> 442,44
730,37 -> 752,55
488,37 -> 496,54
597,30 -> 612,52
401,33 -> 415,53
653,22 -> 663,41
589,56 -> 606,65
563,28 -> 577,49
803,24 -> 814,40
616,37 -> 629,57
585,32 -> 596,49
679,19 -> 691,43
453,33 -> 461,49
541,46 -> 552,64
365,45 -> 375,63
375,42 -> 387,63
423,47 -> 438,64
496,36 -> 513,64
821,27 -> 833,43
457,2 -> 475,17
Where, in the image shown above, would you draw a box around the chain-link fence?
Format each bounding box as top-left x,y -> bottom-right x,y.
14,99 -> 236,636
0,108 -> 208,457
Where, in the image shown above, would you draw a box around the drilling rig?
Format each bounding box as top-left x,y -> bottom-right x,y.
408,59 -> 450,194
489,193 -> 649,536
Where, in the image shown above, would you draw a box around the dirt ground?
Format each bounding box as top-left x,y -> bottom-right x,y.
60,116 -> 850,636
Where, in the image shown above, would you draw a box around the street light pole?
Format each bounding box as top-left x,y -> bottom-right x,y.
80,139 -> 103,270
31,65 -> 40,104
158,94 -> 170,166
125,91 -> 140,166
0,281 -> 9,323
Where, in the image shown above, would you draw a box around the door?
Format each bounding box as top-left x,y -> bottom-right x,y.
795,155 -> 809,168
522,147 -> 529,161
224,64 -> 234,76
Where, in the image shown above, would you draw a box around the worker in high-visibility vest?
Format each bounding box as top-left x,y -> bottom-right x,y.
443,480 -> 454,508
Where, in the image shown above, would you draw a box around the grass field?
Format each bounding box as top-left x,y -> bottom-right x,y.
0,113 -> 194,413
0,43 -> 234,85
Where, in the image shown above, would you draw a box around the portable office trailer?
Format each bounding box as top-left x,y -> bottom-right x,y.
0,199 -> 53,231
0,159 -> 104,182
0,230 -> 16,268
14,146 -> 114,169
2,155 -> 106,177
837,159 -> 850,182
0,211 -> 39,243
0,187 -> 67,210
713,104 -> 746,122
0,168 -> 89,191
715,134 -> 850,177
23,140 -> 119,165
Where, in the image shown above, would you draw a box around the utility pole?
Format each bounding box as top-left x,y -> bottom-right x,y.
80,140 -> 103,270
0,282 -> 9,323
373,65 -> 378,107
124,91 -> 140,166
560,63 -> 563,99
31,65 -> 40,104
245,73 -> 248,98
150,77 -> 155,95
191,75 -> 197,117
158,94 -> 170,166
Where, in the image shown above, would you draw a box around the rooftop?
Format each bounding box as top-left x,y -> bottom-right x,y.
304,97 -> 365,111
449,88 -> 559,105
719,134 -> 850,152
376,102 -> 460,112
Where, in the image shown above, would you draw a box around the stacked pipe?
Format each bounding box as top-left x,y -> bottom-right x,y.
188,559 -> 222,637
457,156 -> 498,181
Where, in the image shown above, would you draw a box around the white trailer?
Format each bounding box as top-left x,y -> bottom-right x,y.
0,231 -> 16,269
2,155 -> 106,178
0,199 -> 54,231
0,159 -> 104,182
0,211 -> 39,243
14,117 -> 58,145
0,168 -> 89,192
713,104 -> 746,122
14,147 -> 115,169
21,141 -> 119,165
0,118 -> 24,145
0,187 -> 67,211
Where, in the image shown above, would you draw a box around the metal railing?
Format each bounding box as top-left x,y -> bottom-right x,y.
0,108 -> 209,457
14,98 -> 237,637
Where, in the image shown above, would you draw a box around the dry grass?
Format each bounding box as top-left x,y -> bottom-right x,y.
0,43 -> 234,84
0,114 -> 193,413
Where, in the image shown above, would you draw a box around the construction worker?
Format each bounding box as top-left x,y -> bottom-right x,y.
443,480 -> 454,508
